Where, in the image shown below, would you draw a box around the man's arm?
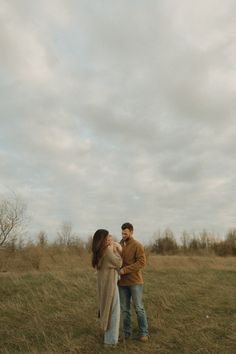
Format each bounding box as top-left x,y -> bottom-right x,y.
120,244 -> 146,274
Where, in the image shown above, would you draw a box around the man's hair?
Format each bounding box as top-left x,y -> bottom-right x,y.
121,222 -> 133,232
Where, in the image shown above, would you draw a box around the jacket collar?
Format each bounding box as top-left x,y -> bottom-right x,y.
121,236 -> 134,246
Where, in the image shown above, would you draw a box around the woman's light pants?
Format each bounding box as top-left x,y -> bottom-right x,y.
104,285 -> 120,345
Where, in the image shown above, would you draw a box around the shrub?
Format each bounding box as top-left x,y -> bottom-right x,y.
151,229 -> 178,254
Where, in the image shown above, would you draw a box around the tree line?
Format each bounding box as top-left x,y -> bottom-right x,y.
0,195 -> 235,257
150,228 -> 236,256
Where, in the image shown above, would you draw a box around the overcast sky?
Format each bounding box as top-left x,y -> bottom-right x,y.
0,0 -> 236,243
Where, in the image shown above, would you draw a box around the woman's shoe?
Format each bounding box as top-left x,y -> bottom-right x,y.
104,343 -> 117,348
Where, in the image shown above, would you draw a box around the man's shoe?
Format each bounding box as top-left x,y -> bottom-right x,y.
139,335 -> 149,342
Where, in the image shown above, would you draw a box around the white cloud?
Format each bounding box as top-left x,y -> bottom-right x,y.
0,1 -> 236,242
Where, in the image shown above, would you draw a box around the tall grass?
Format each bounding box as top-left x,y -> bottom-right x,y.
0,251 -> 235,353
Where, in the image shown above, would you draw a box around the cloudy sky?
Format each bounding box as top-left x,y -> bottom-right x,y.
0,0 -> 236,243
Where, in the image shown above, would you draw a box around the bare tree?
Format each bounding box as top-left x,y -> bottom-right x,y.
57,222 -> 74,246
0,196 -> 26,246
180,230 -> 191,250
37,231 -> 48,248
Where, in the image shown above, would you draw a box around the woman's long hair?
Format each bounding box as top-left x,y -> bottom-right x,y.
92,229 -> 109,269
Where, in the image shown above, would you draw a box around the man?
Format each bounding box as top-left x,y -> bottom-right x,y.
118,222 -> 149,342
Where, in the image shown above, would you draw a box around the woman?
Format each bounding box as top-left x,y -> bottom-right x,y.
92,229 -> 122,347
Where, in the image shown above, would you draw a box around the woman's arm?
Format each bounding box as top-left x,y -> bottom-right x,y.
112,241 -> 122,256
106,245 -> 122,269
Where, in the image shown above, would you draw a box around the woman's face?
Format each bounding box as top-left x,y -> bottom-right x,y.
106,234 -> 113,247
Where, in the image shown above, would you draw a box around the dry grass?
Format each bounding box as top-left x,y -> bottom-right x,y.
0,252 -> 235,354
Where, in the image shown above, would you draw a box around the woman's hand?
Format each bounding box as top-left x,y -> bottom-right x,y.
106,234 -> 113,247
119,268 -> 125,275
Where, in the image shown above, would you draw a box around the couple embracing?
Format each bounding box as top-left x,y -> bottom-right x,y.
91,222 -> 149,348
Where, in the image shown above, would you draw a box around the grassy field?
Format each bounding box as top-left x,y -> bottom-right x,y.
0,253 -> 235,354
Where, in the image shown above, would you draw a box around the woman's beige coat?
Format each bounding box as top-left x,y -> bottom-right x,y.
97,246 -> 122,331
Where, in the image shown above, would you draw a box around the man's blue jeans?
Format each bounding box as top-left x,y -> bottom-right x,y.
119,284 -> 148,337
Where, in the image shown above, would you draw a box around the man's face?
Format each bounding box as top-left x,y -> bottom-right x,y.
121,228 -> 133,241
